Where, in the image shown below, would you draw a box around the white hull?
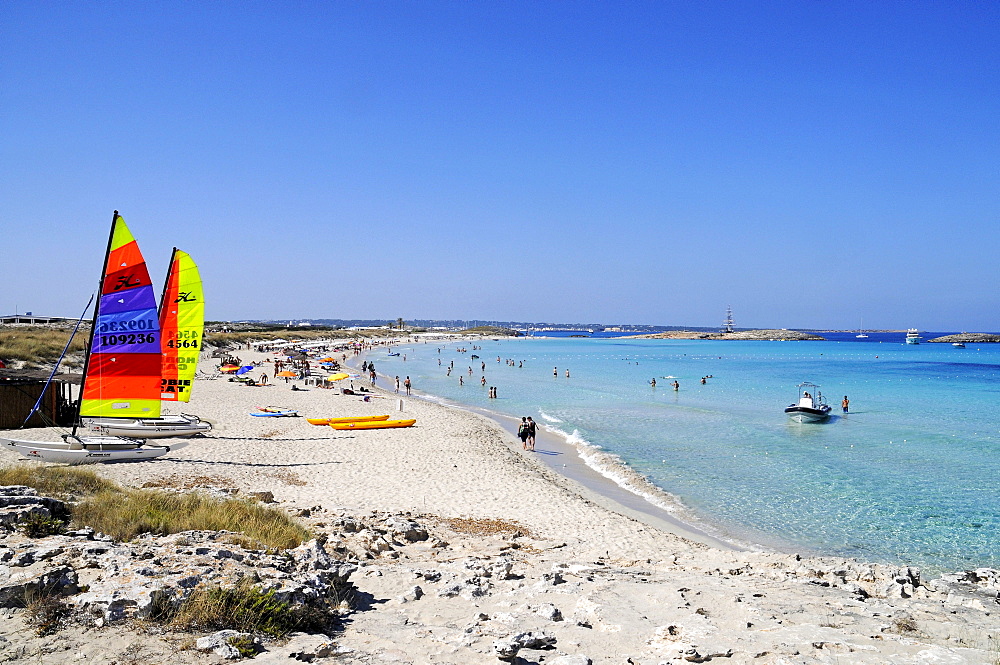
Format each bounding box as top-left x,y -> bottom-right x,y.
80,414 -> 211,439
784,407 -> 831,423
1,437 -> 187,464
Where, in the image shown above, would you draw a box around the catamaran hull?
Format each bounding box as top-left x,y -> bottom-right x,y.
784,406 -> 831,423
80,415 -> 211,438
1,438 -> 188,464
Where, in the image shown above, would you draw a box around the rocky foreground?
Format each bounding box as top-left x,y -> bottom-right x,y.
2,486 -> 999,665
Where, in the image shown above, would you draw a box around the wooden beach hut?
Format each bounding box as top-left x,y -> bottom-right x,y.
0,371 -> 78,429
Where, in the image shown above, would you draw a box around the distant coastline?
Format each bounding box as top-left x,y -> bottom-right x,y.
621,329 -> 824,341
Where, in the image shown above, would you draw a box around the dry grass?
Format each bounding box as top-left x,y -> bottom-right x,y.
0,465 -> 118,500
72,490 -> 311,550
163,577 -> 332,637
440,516 -> 532,538
0,465 -> 310,550
0,325 -> 88,366
23,589 -> 69,636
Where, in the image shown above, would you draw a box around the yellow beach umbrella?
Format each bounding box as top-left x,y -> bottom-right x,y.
325,372 -> 350,381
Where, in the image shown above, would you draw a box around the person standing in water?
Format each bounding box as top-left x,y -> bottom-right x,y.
842,395 -> 849,413
672,380 -> 680,391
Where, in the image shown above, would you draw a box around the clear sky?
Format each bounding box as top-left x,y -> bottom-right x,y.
2,2 -> 998,330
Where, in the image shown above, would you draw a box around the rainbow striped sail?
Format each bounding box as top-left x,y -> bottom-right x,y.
159,249 -> 204,401
78,213 -> 162,418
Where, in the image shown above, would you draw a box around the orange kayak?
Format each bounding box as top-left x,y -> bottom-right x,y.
308,415 -> 391,426
330,418 -> 416,430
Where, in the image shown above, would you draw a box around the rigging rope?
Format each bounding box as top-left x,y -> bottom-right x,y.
21,293 -> 95,427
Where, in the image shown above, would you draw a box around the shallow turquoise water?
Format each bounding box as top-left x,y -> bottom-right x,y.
374,334 -> 1000,573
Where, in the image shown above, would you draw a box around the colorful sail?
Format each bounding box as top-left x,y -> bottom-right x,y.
158,249 -> 204,401
79,214 -> 162,418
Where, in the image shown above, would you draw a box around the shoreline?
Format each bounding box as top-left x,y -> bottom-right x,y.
349,348 -> 740,551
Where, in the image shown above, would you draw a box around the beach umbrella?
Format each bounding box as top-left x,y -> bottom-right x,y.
277,370 -> 298,377
319,357 -> 336,362
220,364 -> 240,373
235,365 -> 255,376
325,373 -> 350,381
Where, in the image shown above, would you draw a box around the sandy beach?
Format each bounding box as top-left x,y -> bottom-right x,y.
1,343 -> 998,664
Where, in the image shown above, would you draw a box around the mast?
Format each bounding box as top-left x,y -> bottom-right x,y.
158,247 -> 179,319
722,305 -> 735,334
73,210 -> 120,436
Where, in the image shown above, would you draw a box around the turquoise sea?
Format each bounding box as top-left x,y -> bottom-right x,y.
372,333 -> 999,574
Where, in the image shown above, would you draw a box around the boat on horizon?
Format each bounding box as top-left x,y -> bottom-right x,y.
2,212 -> 189,463
856,318 -> 868,338
784,382 -> 831,423
906,329 -> 921,344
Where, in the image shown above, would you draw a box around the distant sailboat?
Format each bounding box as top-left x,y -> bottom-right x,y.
856,318 -> 869,339
2,212 -> 187,463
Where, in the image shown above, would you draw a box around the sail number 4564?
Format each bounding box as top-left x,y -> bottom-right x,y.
100,333 -> 156,345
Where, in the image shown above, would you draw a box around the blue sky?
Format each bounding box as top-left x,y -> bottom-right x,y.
2,2 -> 998,330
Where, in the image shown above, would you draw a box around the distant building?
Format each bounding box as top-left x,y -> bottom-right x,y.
0,312 -> 73,325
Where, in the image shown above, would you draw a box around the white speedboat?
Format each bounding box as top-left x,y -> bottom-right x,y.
785,382 -> 832,423
906,329 -> 921,344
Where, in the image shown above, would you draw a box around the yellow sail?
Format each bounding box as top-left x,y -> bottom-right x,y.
158,249 -> 204,402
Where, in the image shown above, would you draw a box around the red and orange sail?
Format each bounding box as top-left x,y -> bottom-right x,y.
79,214 -> 162,418
158,249 -> 204,401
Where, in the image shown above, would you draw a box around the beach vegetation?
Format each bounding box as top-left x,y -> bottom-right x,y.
0,465 -> 310,550
72,490 -> 311,549
0,464 -> 116,500
18,513 -> 67,538
0,325 -> 87,367
161,578 -> 332,637
22,587 -> 70,636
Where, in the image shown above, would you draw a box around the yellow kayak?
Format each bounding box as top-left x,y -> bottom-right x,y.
308,415 -> 391,426
330,418 -> 416,430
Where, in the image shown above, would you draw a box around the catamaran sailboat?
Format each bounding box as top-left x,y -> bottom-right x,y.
80,248 -> 211,438
2,212 -> 189,462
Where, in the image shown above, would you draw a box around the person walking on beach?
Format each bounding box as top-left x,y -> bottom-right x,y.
369,369 -> 376,385
526,417 -> 537,451
404,376 -> 411,395
394,376 -> 400,393
518,417 -> 530,450
842,395 -> 850,413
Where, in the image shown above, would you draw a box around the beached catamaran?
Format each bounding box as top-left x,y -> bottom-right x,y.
2,212 -> 189,462
80,247 -> 212,438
